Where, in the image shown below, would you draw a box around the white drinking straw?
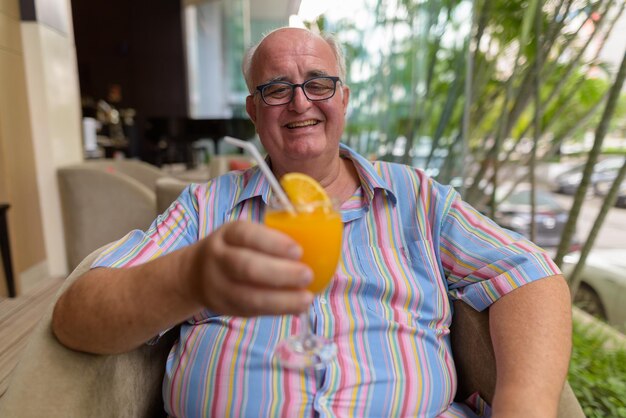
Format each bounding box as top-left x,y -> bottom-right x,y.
223,136 -> 295,214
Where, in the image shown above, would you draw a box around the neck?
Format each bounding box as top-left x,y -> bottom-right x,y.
324,157 -> 360,203
271,153 -> 360,203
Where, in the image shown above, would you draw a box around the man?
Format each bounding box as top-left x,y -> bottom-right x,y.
53,28 -> 572,417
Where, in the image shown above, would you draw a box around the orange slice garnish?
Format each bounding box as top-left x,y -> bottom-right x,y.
280,173 -> 331,208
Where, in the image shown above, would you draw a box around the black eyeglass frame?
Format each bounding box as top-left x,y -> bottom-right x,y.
254,76 -> 342,106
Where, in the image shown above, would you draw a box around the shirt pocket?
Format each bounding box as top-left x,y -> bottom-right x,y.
354,240 -> 449,328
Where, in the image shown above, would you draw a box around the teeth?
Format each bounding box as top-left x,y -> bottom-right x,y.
286,120 -> 318,128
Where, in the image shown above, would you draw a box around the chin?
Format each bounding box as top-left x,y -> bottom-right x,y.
283,135 -> 326,154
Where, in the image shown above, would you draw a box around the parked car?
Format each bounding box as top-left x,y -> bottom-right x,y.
617,182 -> 626,208
594,178 -> 626,208
591,156 -> 625,196
554,156 -> 625,195
486,186 -> 577,250
562,250 -> 626,333
554,164 -> 584,195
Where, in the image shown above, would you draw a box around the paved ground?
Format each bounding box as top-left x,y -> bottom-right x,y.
553,193 -> 626,250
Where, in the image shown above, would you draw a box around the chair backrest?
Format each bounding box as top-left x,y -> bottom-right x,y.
450,301 -> 585,417
84,159 -> 166,191
57,165 -> 157,270
155,177 -> 190,214
0,245 -> 585,417
208,155 -> 253,179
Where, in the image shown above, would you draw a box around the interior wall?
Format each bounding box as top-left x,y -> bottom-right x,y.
0,0 -> 46,296
0,0 -> 82,297
21,19 -> 83,279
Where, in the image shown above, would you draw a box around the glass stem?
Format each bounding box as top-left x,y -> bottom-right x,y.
299,308 -> 312,342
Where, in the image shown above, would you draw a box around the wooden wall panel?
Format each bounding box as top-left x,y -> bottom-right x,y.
0,1 -> 46,296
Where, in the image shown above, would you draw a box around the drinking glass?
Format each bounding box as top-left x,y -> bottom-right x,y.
264,198 -> 343,369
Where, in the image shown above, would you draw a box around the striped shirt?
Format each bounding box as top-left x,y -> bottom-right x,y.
94,144 -> 560,417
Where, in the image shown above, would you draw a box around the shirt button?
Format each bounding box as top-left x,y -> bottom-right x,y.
319,297 -> 327,304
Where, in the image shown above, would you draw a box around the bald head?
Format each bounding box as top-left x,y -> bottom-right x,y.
242,27 -> 346,93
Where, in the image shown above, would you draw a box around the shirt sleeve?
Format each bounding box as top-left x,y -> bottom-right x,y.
89,184 -> 202,344
439,188 -> 561,311
92,183 -> 201,269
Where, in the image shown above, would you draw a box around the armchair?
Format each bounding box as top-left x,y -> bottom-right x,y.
155,177 -> 190,214
84,159 -> 166,191
58,165 -> 157,271
0,246 -> 584,417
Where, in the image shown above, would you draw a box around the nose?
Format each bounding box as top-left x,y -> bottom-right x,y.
288,85 -> 312,113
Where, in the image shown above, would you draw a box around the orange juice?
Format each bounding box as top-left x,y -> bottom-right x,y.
265,207 -> 342,294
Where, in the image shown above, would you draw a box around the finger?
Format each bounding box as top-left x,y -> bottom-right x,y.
215,283 -> 314,317
222,221 -> 303,260
220,246 -> 313,289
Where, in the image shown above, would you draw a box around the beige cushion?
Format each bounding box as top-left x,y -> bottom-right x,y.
0,246 -> 176,418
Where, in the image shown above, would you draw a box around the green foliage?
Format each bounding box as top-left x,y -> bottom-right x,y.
600,147 -> 626,155
323,0 -> 625,195
568,320 -> 626,417
328,0 -> 472,177
545,74 -> 609,141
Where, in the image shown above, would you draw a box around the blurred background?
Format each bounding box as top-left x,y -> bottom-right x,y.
0,0 -> 625,414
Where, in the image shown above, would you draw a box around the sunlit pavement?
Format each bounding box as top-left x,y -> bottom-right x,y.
552,193 -> 626,251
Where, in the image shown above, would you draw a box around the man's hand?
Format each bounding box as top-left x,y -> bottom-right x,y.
188,221 -> 314,316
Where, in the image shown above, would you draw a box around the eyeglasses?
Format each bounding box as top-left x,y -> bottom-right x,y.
255,76 -> 341,106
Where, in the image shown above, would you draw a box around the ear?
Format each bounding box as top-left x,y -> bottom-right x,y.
245,95 -> 257,124
341,85 -> 350,115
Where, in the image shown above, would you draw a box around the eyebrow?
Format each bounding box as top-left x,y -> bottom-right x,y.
262,70 -> 332,85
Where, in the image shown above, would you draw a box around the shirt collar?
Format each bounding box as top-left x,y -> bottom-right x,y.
233,143 -> 397,207
339,143 -> 397,205
234,161 -> 271,207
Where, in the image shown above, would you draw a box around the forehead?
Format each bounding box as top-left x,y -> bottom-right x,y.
251,30 -> 338,83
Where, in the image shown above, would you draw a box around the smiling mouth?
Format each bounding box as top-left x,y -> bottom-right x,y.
285,119 -> 320,129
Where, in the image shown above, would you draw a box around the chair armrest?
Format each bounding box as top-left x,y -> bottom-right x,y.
0,246 -> 175,418
450,300 -> 585,417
